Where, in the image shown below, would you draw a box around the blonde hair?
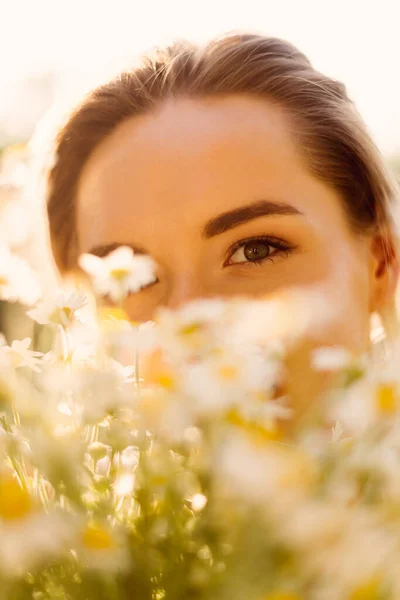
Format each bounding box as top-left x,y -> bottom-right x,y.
47,33 -> 399,273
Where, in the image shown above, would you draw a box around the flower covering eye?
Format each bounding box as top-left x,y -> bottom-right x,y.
79,246 -> 157,303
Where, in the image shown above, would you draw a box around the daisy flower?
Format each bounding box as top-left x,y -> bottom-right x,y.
78,520 -> 129,572
0,244 -> 41,306
1,338 -> 44,373
155,298 -> 228,361
79,246 -> 156,303
27,289 -> 88,327
0,473 -> 76,575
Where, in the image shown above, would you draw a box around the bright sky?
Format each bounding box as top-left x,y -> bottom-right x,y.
1,0 -> 400,154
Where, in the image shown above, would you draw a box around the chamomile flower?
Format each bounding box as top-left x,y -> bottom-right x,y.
180,350 -> 275,419
1,338 -> 44,373
60,358 -> 136,424
0,244 -> 41,306
0,473 -> 76,574
27,289 -> 88,327
155,298 -> 228,361
0,509 -> 77,575
79,246 -> 156,303
78,521 -> 129,572
329,376 -> 400,434
215,430 -> 315,509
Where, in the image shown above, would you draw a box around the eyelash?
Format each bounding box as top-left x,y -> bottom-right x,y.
224,235 -> 296,267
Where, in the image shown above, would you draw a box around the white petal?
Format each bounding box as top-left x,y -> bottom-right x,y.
12,338 -> 32,352
78,253 -> 106,278
312,346 -> 352,371
105,246 -> 135,270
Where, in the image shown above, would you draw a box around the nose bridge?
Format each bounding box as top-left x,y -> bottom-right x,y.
165,270 -> 207,310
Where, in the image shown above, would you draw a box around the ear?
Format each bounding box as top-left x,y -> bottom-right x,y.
369,232 -> 399,337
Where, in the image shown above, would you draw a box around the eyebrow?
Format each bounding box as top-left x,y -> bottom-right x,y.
87,199 -> 303,258
87,242 -> 147,257
203,199 -> 303,239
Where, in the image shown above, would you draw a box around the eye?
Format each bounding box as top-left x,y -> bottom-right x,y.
225,236 -> 294,266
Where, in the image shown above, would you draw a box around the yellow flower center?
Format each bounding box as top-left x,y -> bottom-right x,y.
99,306 -> 130,321
376,383 -> 398,415
217,365 -> 238,381
0,476 -> 32,521
179,322 -> 202,336
62,307 -> 72,319
225,409 -> 282,443
110,268 -> 129,281
82,523 -> 115,550
142,348 -> 176,390
50,307 -> 73,325
155,372 -> 176,390
348,576 -> 381,599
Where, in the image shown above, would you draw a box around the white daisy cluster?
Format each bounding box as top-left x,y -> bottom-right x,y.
1,246 -> 400,599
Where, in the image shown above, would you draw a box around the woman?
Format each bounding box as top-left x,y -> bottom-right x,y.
46,33 -> 399,354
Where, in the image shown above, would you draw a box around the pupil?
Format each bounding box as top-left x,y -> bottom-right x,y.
243,241 -> 270,261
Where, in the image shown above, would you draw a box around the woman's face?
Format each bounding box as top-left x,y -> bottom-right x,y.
77,95 -> 386,351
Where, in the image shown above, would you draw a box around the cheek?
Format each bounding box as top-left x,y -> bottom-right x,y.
123,287 -> 166,322
297,245 -> 372,352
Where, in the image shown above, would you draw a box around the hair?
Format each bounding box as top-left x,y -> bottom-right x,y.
47,32 -> 399,271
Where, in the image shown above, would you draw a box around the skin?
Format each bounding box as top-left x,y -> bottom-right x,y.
77,95 -> 394,352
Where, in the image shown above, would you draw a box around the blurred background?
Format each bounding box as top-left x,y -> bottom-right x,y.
1,0 -> 400,337
1,0 -> 400,154
2,0 -> 400,193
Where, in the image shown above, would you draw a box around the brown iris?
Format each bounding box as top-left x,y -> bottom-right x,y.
243,240 -> 271,262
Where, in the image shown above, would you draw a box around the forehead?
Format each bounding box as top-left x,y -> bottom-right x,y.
77,95 -> 344,246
